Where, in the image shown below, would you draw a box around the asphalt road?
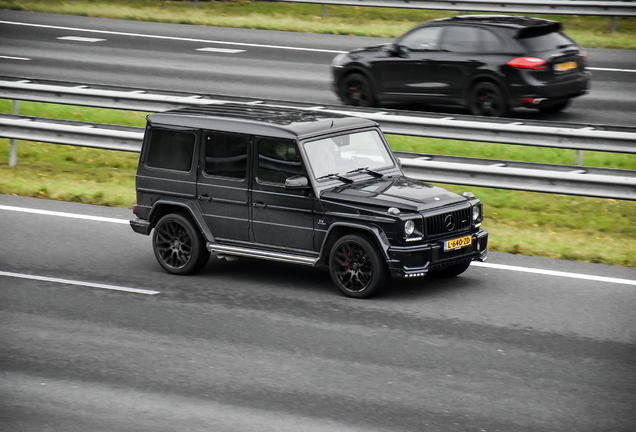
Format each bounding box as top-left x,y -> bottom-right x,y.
1,195 -> 635,431
1,10 -> 636,126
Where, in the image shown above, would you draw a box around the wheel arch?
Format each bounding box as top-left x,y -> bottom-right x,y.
147,198 -> 215,243
318,222 -> 391,266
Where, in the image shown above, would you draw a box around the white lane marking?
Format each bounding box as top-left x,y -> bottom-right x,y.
0,204 -> 129,224
0,55 -> 31,61
57,36 -> 106,43
196,47 -> 246,54
0,20 -> 347,54
472,261 -> 636,287
588,67 -> 636,73
0,271 -> 159,295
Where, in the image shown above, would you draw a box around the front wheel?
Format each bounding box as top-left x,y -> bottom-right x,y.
329,234 -> 387,298
152,213 -> 210,275
340,73 -> 376,107
427,260 -> 472,279
468,82 -> 508,117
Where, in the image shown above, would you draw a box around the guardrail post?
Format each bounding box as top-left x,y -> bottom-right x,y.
612,17 -> 618,33
322,5 -> 328,18
576,150 -> 584,166
9,100 -> 19,166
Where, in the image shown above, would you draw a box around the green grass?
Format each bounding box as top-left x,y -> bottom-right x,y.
1,0 -> 635,48
1,100 -> 635,267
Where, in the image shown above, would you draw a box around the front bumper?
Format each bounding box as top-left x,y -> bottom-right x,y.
386,229 -> 488,278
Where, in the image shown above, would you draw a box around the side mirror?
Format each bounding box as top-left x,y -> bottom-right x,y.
285,175 -> 311,190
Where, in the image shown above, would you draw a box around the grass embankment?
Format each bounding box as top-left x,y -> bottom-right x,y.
1,0 -> 635,49
1,100 -> 635,267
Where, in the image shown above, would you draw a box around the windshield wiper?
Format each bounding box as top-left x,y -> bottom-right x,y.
346,166 -> 384,178
316,172 -> 354,183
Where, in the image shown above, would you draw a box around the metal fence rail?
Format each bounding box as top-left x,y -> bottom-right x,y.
1,79 -> 635,200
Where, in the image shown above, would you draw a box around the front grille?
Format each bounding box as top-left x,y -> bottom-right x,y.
425,207 -> 471,237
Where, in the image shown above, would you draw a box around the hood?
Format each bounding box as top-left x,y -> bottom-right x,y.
351,43 -> 392,54
320,176 -> 467,212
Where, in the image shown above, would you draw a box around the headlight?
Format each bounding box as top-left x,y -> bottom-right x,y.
472,203 -> 482,221
404,219 -> 415,235
331,53 -> 348,68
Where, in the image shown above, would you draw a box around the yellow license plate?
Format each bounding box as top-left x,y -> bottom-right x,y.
444,235 -> 472,251
555,61 -> 577,71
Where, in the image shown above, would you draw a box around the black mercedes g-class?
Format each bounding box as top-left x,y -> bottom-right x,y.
130,104 -> 488,298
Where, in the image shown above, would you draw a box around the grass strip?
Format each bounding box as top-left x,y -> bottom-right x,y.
1,100 -> 635,267
1,0 -> 635,48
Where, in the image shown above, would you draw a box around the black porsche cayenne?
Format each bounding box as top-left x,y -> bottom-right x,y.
331,15 -> 590,116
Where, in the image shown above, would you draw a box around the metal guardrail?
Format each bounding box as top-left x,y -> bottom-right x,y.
272,0 -> 636,17
2,79 -> 636,154
1,79 -> 635,200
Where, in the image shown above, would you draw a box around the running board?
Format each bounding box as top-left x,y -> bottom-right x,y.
207,243 -> 319,266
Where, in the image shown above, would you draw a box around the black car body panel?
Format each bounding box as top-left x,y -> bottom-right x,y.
131,104 -> 488,297
331,15 -> 590,115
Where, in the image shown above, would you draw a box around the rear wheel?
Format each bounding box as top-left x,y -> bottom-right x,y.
468,82 -> 508,117
427,260 -> 472,279
329,234 -> 387,298
341,73 -> 376,107
152,213 -> 210,275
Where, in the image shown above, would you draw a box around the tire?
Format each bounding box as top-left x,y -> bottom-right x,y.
340,73 -> 376,107
468,82 -> 509,117
538,100 -> 570,113
427,260 -> 472,279
329,234 -> 387,298
152,213 -> 210,275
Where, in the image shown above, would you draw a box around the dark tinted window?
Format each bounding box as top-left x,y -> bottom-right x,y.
440,26 -> 481,53
519,31 -> 575,51
146,128 -> 195,172
257,137 -> 304,185
203,131 -> 249,179
399,26 -> 443,51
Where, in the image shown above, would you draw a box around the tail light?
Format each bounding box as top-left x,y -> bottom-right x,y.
507,57 -> 548,71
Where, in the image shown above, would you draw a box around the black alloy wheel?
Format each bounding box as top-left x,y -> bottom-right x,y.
329,234 -> 387,298
427,260 -> 472,278
152,213 -> 210,275
468,82 -> 509,117
341,73 -> 376,107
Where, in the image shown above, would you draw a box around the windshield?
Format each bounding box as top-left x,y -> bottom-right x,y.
303,130 -> 395,180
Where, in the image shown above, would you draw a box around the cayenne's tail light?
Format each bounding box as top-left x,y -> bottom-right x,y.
507,57 -> 548,71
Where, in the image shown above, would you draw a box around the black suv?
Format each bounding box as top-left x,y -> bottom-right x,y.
331,15 -> 590,116
130,104 -> 488,298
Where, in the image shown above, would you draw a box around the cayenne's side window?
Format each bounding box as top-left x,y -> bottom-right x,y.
440,26 -> 481,53
257,137 -> 304,185
203,131 -> 249,180
481,29 -> 503,52
399,26 -> 443,52
145,128 -> 195,172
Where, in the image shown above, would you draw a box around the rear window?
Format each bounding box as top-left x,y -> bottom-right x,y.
518,31 -> 575,52
145,128 -> 195,172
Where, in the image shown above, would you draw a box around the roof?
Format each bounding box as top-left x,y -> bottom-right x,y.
430,15 -> 561,32
147,104 -> 377,140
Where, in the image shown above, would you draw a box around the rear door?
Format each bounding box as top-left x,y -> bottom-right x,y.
197,130 -> 250,242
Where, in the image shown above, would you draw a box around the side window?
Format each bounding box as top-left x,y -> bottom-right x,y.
440,26 -> 481,53
398,26 -> 443,52
203,131 -> 249,180
257,137 -> 304,185
145,128 -> 195,172
481,29 -> 503,52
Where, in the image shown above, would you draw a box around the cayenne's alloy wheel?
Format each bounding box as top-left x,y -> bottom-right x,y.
341,73 -> 375,107
152,213 -> 210,275
469,82 -> 508,117
329,234 -> 387,298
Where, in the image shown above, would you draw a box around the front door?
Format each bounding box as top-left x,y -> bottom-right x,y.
250,137 -> 315,252
197,130 -> 250,242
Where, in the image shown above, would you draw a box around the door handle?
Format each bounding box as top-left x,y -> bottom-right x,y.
253,202 -> 267,208
198,195 -> 212,201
